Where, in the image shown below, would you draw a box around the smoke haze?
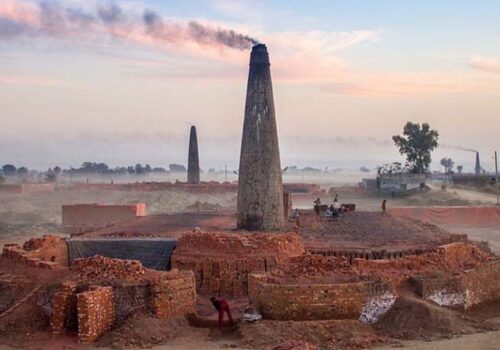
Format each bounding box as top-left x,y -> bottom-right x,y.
0,1 -> 258,50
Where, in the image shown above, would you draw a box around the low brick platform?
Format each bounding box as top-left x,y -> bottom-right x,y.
171,231 -> 305,297
248,273 -> 392,321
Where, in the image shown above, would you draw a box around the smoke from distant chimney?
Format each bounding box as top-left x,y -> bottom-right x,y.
0,1 -> 259,51
441,144 -> 477,153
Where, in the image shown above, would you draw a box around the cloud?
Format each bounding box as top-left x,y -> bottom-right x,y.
2,1 -> 498,97
468,55 -> 500,74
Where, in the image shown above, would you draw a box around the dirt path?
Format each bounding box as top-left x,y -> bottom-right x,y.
375,330 -> 500,350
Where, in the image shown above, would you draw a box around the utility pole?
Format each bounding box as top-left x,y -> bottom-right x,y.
495,151 -> 499,205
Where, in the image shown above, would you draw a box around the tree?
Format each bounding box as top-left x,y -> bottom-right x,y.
2,164 -> 17,176
457,165 -> 463,174
45,169 -> 56,182
53,166 -> 62,175
17,167 -> 29,176
392,122 -> 439,174
440,157 -> 454,174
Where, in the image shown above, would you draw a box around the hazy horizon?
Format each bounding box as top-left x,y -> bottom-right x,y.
1,0 -> 499,172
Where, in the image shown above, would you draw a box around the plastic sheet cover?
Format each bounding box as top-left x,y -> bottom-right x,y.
67,238 -> 177,270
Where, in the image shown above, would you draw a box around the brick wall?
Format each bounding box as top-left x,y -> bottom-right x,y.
61,203 -> 146,234
412,274 -> 462,298
172,231 -> 305,297
0,183 -> 55,194
409,261 -> 500,308
248,273 -> 391,321
462,261 -> 500,309
113,283 -> 151,322
150,270 -> 196,318
77,286 -> 115,343
51,282 -> 78,334
2,235 -> 66,269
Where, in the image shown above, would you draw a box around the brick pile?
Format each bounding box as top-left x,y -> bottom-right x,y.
51,282 -> 78,335
2,243 -> 60,269
354,242 -> 494,288
437,242 -> 491,266
50,256 -> 196,342
149,269 -> 196,318
461,261 -> 500,308
172,231 -> 305,296
71,256 -> 145,283
77,286 -> 115,343
22,235 -> 61,251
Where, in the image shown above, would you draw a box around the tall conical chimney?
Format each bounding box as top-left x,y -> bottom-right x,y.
237,44 -> 284,231
475,152 -> 481,176
187,126 -> 200,184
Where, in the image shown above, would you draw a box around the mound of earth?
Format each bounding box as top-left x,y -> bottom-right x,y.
239,319 -> 388,350
97,313 -> 189,349
374,295 -> 477,340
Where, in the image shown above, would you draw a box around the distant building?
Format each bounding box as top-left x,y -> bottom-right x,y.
362,173 -> 427,195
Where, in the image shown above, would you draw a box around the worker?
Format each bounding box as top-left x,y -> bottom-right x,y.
325,206 -> 333,217
381,199 -> 387,215
210,296 -> 234,328
291,209 -> 300,227
313,197 -> 321,215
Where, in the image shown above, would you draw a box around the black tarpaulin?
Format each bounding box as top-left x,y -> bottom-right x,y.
67,238 -> 177,270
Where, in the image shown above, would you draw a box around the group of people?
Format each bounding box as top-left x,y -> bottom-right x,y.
314,194 -> 341,218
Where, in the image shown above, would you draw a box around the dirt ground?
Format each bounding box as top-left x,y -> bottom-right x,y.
1,181 -> 500,349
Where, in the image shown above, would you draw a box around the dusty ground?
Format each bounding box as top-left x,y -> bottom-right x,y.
1,181 -> 499,349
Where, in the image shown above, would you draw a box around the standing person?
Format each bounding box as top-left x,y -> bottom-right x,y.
210,296 -> 234,328
334,193 -> 339,203
313,197 -> 321,215
291,209 -> 300,227
381,199 -> 387,215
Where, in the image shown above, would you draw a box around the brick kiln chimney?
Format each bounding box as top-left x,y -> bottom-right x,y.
187,125 -> 200,184
475,152 -> 481,176
237,44 -> 285,231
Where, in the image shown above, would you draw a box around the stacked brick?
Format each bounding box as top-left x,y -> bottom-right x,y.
2,242 -> 61,269
23,235 -> 60,251
51,282 -> 78,334
172,231 -> 305,297
461,261 -> 500,308
248,273 -> 391,320
113,283 -> 151,321
77,286 -> 115,343
71,256 -> 145,283
50,256 -> 196,342
149,270 -> 196,318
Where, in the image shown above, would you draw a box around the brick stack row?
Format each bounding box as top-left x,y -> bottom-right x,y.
150,270 -> 196,318
2,243 -> 59,269
172,231 -> 305,297
51,282 -> 78,334
77,286 -> 115,343
72,255 -> 145,283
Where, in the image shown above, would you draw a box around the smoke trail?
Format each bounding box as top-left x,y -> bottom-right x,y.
441,144 -> 477,153
0,1 -> 259,50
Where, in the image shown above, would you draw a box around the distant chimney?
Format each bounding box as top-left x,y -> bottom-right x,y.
475,152 -> 481,176
187,126 -> 200,184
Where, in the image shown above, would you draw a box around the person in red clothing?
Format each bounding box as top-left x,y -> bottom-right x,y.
210,296 -> 234,328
